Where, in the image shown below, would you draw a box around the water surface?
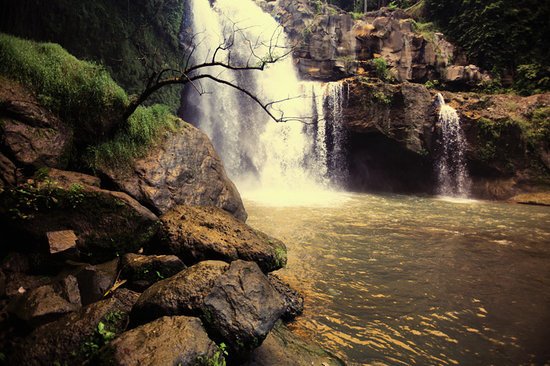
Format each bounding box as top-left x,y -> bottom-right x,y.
244,193 -> 550,365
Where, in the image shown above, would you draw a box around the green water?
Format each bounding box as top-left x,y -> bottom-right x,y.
244,193 -> 550,366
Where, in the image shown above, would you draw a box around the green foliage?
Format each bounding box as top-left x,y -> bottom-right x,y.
411,21 -> 438,42
514,64 -> 550,96
87,104 -> 179,172
371,57 -> 390,81
0,33 -> 128,130
350,12 -> 364,20
4,177 -> 90,220
424,79 -> 440,89
372,90 -> 392,104
425,0 -> 549,93
0,0 -> 185,110
195,343 -> 228,366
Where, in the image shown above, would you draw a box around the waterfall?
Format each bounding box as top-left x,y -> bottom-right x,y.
182,0 -> 349,204
435,93 -> 471,197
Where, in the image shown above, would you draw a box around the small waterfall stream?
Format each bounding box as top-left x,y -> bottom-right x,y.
435,93 -> 471,197
182,0 -> 349,204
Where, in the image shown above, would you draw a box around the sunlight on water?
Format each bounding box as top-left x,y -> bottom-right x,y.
245,193 -> 550,365
434,195 -> 482,204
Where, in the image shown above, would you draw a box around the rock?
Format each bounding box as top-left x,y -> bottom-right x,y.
97,316 -> 219,366
161,205 -> 287,272
268,274 -> 304,321
0,152 -> 20,191
4,273 -> 51,298
242,321 -> 345,366
7,283 -> 78,327
72,259 -> 119,306
0,270 -> 5,297
131,260 -> 229,324
203,260 -> 285,354
510,192 -> 550,206
0,169 -> 159,261
101,121 -> 247,221
46,230 -> 78,254
10,296 -> 132,366
344,79 -> 435,194
120,253 -> 185,291
0,77 -> 72,169
1,252 -> 30,273
56,275 -> 81,306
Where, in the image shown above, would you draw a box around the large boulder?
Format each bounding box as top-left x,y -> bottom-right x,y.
101,122 -> 247,221
203,260 -> 285,354
131,260 -> 229,324
161,205 -> 287,272
0,77 -> 72,169
0,169 -> 159,261
10,296 -> 133,365
120,253 -> 185,291
242,321 -> 345,366
97,316 -> 219,366
70,259 -> 119,305
268,274 -> 304,321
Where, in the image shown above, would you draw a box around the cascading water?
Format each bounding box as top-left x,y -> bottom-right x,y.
182,0 -> 349,204
435,93 -> 471,197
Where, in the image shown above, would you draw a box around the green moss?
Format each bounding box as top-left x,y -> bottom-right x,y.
87,104 -> 179,172
0,0 -> 185,110
0,33 -> 128,131
274,246 -> 288,268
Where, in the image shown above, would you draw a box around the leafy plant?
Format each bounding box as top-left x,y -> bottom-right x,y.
371,57 -> 391,81
195,343 -> 228,366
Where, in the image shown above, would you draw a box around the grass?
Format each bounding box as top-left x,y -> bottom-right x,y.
0,33 -> 128,138
87,104 -> 180,172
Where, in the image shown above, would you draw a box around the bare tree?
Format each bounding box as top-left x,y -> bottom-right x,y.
122,22 -> 305,124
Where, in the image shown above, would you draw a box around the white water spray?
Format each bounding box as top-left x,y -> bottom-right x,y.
183,0 -> 349,205
435,93 -> 471,197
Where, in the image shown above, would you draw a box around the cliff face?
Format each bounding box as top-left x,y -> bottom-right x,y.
343,78 -> 550,198
257,0 -> 485,86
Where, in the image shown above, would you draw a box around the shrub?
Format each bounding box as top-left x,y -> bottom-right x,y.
0,33 -> 128,135
371,57 -> 390,81
87,104 -> 179,172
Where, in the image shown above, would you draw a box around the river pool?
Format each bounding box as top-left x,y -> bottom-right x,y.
244,193 -> 550,365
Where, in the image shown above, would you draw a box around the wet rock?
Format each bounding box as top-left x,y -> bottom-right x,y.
242,321 -> 345,366
46,230 -> 78,254
97,316 -> 219,366
0,169 -> 159,261
7,283 -> 78,327
72,259 -> 119,306
10,296 -> 131,366
0,77 -> 72,169
120,253 -> 185,291
268,274 -> 304,321
161,205 -> 287,272
203,260 -> 285,354
101,121 -> 247,221
510,192 -> 550,206
131,260 -> 229,324
0,270 -> 6,297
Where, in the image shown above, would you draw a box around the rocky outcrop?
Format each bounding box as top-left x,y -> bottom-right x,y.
342,77 -> 550,198
131,260 -> 230,324
509,192 -> 550,206
10,296 -> 133,366
101,122 -> 247,221
203,260 -> 285,354
0,78 -> 72,169
0,169 -> 159,261
242,321 -> 345,366
120,253 -> 185,291
98,316 -> 218,366
258,0 -> 486,85
160,205 -> 287,272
